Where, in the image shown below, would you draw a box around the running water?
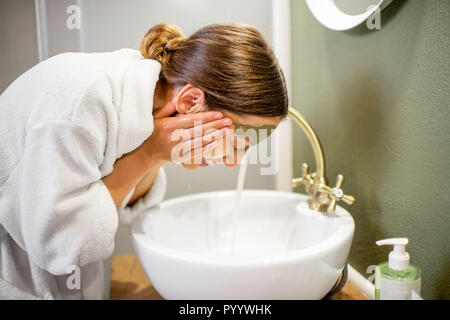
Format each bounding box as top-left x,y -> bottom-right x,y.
214,153 -> 248,255
229,153 -> 249,254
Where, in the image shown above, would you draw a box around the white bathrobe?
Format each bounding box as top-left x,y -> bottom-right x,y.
0,48 -> 166,299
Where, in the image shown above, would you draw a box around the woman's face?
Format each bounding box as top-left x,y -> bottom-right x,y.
165,84 -> 283,170
182,108 -> 282,171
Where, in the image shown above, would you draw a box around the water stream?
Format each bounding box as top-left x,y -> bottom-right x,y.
214,153 -> 249,255
229,153 -> 249,254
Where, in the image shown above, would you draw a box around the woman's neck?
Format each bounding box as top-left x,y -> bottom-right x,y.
153,78 -> 170,112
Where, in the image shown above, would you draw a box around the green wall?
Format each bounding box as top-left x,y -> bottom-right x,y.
291,0 -> 450,299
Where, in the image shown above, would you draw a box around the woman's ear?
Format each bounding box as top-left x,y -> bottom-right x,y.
174,84 -> 206,114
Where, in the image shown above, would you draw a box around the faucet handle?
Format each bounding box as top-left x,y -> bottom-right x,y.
318,174 -> 355,213
291,163 -> 314,190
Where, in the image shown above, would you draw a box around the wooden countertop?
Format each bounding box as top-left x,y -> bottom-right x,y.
109,254 -> 367,300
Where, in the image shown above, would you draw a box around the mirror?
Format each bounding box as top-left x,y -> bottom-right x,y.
305,0 -> 394,31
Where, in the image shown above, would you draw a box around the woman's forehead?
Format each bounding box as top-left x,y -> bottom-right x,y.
220,110 -> 281,128
232,122 -> 277,132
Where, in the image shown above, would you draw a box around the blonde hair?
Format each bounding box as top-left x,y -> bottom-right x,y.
140,23 -> 288,117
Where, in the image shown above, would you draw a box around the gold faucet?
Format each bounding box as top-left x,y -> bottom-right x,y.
288,106 -> 355,213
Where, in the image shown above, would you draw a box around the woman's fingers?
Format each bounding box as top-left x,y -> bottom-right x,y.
178,140 -> 218,164
221,134 -> 248,167
178,127 -> 228,151
182,118 -> 233,141
224,146 -> 243,167
171,111 -> 225,129
170,119 -> 233,145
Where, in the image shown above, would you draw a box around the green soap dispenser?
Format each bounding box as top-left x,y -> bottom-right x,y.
375,238 -> 421,300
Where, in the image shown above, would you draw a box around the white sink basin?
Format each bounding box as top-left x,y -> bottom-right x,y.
131,190 -> 355,299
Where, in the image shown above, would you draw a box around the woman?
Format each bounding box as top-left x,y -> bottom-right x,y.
0,23 -> 288,299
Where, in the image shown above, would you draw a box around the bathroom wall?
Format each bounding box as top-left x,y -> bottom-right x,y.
0,0 -> 39,92
291,0 -> 450,299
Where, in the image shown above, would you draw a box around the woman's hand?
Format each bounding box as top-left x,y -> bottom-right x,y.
104,109 -> 232,208
139,111 -> 233,166
205,130 -> 250,168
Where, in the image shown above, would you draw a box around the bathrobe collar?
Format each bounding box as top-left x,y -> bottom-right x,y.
116,53 -> 162,159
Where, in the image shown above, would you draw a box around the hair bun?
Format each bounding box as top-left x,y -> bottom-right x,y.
140,23 -> 185,65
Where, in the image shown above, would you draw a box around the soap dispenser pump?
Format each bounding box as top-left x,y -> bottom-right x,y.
375,238 -> 421,300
